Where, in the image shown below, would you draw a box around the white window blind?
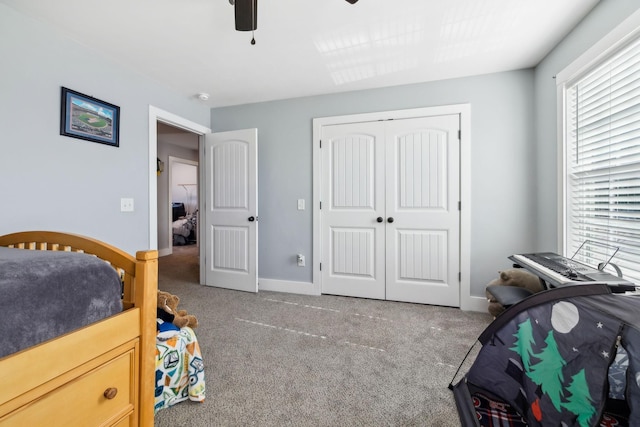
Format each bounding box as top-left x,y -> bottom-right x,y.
565,35 -> 640,284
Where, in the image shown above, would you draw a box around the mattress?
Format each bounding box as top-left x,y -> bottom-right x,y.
0,246 -> 122,358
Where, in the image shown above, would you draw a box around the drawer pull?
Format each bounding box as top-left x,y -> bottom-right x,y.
103,387 -> 118,399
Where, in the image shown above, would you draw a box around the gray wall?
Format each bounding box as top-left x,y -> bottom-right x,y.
210,0 -> 640,300
533,0 -> 640,250
3,0 -> 637,299
0,4 -> 210,254
211,70 -> 537,296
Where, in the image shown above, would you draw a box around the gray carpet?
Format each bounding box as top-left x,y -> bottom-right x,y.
154,245 -> 491,426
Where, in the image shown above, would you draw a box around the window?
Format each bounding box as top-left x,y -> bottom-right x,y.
561,31 -> 640,284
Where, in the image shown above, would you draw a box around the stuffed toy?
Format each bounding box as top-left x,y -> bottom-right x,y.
485,268 -> 544,317
157,290 -> 198,329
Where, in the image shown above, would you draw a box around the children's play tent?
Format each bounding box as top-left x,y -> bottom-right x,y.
451,284 -> 640,427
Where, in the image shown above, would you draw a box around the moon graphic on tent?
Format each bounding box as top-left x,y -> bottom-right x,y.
550,302 -> 580,333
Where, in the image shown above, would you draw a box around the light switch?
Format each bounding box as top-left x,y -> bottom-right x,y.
297,199 -> 305,210
120,198 -> 134,212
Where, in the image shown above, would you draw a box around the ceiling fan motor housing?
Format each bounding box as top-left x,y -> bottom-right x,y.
235,0 -> 257,31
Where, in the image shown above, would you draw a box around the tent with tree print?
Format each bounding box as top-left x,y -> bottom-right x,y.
451,284 -> 640,427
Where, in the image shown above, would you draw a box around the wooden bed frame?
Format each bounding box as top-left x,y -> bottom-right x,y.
0,231 -> 157,426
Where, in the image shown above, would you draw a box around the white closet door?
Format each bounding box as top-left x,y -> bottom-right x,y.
384,115 -> 460,306
320,115 -> 461,307
320,121 -> 386,299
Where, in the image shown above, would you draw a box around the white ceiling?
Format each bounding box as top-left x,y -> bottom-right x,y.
3,0 -> 599,108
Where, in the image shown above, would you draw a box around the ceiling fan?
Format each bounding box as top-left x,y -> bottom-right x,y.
229,0 -> 358,44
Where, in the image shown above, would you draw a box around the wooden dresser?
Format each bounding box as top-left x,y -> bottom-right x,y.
0,309 -> 143,426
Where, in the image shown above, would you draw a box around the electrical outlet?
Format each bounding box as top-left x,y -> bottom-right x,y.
297,254 -> 305,267
120,198 -> 134,212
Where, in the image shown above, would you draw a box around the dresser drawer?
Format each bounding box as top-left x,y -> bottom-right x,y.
3,349 -> 135,426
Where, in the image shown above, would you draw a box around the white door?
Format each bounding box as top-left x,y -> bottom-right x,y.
320,121 -> 386,299
320,115 -> 460,306
204,129 -> 258,292
384,116 -> 460,306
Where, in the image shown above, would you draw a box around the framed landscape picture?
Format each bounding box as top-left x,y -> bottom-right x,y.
60,87 -> 120,147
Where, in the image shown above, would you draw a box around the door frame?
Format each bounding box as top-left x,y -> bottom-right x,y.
312,104 -> 473,309
148,106 -> 211,283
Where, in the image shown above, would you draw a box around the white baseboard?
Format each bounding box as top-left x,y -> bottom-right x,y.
460,295 -> 489,313
258,278 -> 318,295
258,278 -> 488,314
158,247 -> 172,257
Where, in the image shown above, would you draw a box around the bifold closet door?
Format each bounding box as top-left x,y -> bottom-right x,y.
320,115 -> 460,307
320,121 -> 386,299
384,115 -> 460,307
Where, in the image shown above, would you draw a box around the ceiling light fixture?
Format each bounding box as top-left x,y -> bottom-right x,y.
234,0 -> 257,45
197,93 -> 210,101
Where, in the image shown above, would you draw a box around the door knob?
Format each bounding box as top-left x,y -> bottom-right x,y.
377,217 -> 383,223
387,217 -> 394,223
248,216 -> 255,222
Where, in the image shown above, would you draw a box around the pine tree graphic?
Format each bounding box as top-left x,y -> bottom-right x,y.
511,318 -> 536,371
525,330 -> 566,412
562,369 -> 596,427
509,315 -> 601,425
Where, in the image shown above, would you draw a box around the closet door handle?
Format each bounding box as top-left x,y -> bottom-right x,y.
376,217 -> 383,223
387,217 -> 394,223
248,216 -> 255,222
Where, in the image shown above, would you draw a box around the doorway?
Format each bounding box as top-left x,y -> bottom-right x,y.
156,122 -> 199,256
149,106 -> 259,291
149,106 -> 211,282
169,157 -> 198,248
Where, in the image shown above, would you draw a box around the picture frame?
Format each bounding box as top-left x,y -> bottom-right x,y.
60,87 -> 120,147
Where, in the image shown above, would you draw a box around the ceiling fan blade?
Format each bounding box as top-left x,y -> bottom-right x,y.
235,0 -> 257,31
